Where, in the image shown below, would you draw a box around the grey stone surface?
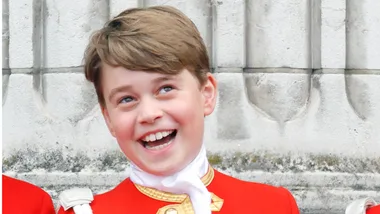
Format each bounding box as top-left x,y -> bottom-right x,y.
2,0 -> 9,68
215,72 -> 249,140
246,0 -> 309,68
43,73 -> 98,123
346,0 -> 380,69
9,0 -> 34,68
213,0 -> 245,67
244,69 -> 311,125
345,73 -> 380,120
2,74 -> 118,159
310,0 -> 321,69
44,0 -> 109,67
3,1 -> 380,213
321,0 -> 346,68
2,72 -> 9,105
109,0 -> 139,18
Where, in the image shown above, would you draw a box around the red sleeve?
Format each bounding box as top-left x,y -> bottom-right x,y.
367,205 -> 380,214
282,187 -> 300,214
40,193 -> 56,214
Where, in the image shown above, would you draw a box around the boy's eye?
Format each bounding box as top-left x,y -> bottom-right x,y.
158,86 -> 173,94
119,96 -> 134,103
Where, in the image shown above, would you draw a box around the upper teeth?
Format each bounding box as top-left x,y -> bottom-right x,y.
142,130 -> 173,142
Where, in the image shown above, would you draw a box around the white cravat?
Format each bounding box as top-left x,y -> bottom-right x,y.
130,145 -> 211,214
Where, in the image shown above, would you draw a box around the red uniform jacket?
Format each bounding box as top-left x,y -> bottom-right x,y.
58,168 -> 299,214
2,175 -> 55,214
368,205 -> 380,214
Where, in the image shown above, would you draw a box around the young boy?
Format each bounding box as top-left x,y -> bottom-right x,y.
58,6 -> 300,214
2,175 -> 56,214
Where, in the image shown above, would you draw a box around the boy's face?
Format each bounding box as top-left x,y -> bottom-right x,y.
100,64 -> 217,176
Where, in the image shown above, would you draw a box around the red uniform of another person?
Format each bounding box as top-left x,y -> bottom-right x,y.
367,205 -> 380,214
2,175 -> 56,214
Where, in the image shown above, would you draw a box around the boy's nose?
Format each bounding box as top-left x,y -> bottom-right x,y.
137,98 -> 163,124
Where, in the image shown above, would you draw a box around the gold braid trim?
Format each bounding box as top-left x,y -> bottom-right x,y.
134,166 -> 224,213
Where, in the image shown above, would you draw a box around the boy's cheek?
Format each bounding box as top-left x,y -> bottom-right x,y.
115,126 -> 132,138
113,120 -> 134,140
176,96 -> 203,115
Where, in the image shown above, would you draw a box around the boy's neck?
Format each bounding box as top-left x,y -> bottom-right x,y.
129,145 -> 209,187
129,145 -> 212,213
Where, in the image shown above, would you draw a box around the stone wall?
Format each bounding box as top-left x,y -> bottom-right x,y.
2,0 -> 380,213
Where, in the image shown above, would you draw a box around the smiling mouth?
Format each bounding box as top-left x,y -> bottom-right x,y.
139,130 -> 177,150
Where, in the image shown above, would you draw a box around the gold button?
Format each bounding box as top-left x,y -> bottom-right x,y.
165,208 -> 178,214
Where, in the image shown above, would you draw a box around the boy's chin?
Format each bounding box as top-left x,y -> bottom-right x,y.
146,165 -> 184,176
141,161 -> 190,177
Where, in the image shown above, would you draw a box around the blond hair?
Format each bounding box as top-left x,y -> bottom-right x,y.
84,6 -> 210,106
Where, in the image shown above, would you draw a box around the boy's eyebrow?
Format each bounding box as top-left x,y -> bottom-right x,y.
151,75 -> 177,84
108,85 -> 132,101
108,75 -> 178,101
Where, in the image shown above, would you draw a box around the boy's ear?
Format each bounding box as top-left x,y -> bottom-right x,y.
101,105 -> 116,137
202,73 -> 217,116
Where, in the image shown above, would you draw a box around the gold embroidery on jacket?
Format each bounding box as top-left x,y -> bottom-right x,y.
155,192 -> 224,214
134,166 -> 224,213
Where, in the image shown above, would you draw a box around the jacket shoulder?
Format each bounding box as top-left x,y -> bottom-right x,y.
367,205 -> 380,214
57,178 -> 134,214
3,175 -> 55,214
3,175 -> 50,196
211,169 -> 288,193
210,169 -> 300,214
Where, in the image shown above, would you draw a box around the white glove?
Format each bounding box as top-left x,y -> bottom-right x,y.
345,197 -> 378,214
73,204 -> 93,214
59,188 -> 94,214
